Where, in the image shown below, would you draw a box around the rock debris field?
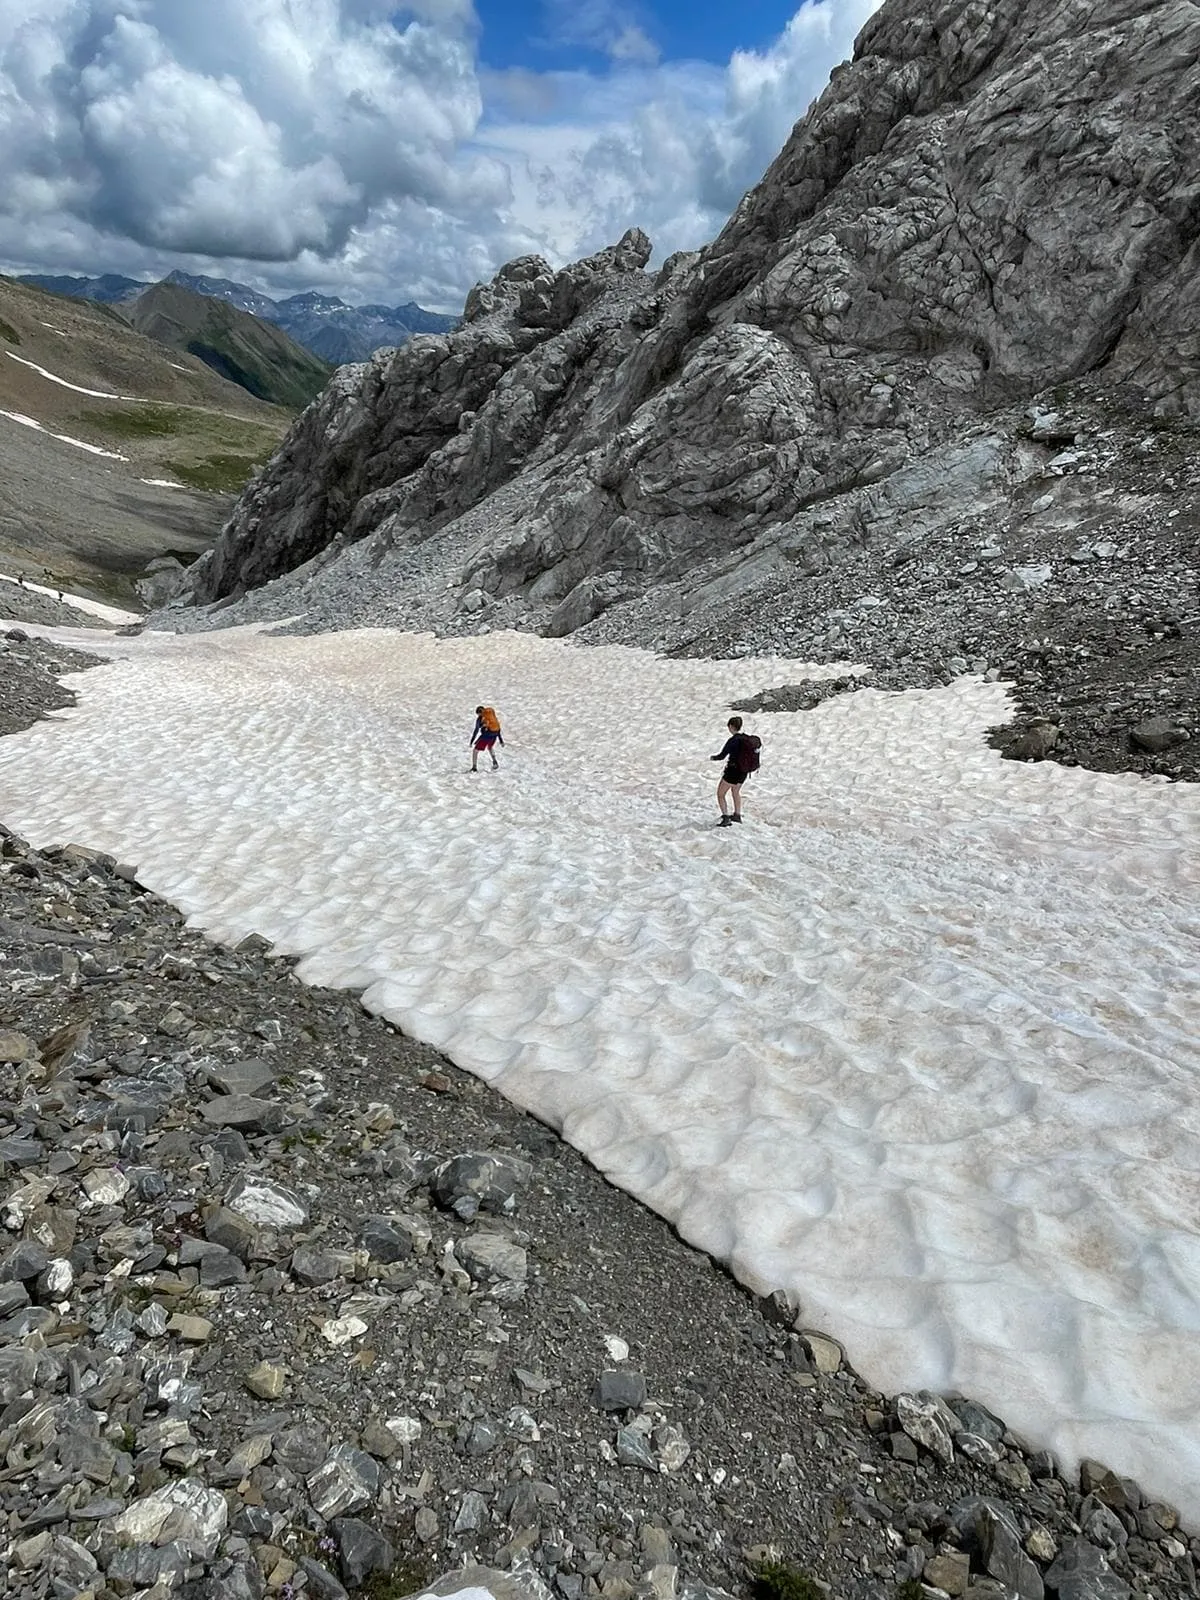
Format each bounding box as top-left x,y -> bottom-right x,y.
0,624 -> 1199,1600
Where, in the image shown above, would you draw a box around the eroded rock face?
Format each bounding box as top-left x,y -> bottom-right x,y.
177,0 -> 1200,629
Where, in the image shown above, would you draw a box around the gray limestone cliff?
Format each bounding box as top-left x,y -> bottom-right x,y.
177,0 -> 1200,636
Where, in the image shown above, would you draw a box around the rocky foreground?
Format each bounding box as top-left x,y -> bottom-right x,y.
2,635 -> 1199,1600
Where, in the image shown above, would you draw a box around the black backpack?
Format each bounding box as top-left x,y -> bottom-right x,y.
740,735 -> 762,775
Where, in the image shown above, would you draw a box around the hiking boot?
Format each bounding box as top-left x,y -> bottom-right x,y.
718,815 -> 733,827
731,814 -> 743,823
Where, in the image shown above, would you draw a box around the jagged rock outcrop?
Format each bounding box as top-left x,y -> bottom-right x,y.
178,0 -> 1200,632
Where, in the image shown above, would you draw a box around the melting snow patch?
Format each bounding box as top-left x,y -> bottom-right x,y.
0,571 -> 142,625
141,477 -> 185,489
5,350 -> 122,399
0,628 -> 1199,1516
0,408 -> 127,459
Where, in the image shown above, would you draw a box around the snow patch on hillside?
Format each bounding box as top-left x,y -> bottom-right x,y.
1,626 -> 1198,1515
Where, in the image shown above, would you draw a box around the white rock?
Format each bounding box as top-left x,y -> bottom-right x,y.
604,1334 -> 630,1362
1000,563 -> 1053,592
224,1175 -> 308,1228
319,1315 -> 369,1346
386,1415 -> 422,1444
896,1392 -> 955,1464
112,1480 -> 227,1556
83,1169 -> 131,1206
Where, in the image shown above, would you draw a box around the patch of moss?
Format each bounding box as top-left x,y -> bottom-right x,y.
164,453 -> 266,494
86,404 -> 186,438
751,1561 -> 827,1600
361,1558 -> 433,1599
0,318 -> 20,345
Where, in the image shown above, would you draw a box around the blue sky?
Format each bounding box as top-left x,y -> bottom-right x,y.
0,0 -> 881,309
475,0 -> 803,73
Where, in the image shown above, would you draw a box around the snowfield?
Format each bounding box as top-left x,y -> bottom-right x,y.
1,625 -> 1198,1514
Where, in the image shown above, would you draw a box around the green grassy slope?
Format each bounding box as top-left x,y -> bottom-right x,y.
124,281 -> 333,410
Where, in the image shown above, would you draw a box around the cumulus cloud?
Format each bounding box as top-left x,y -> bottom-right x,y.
543,0 -> 884,256
0,0 -> 882,311
0,0 -> 498,260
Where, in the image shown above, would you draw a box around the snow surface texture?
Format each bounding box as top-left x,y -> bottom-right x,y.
1,626 -> 1199,1513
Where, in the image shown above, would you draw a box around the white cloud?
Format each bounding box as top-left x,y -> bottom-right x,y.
0,0 -> 882,312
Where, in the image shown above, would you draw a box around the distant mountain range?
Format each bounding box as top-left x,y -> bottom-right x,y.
17,270 -> 458,365
122,282 -> 333,412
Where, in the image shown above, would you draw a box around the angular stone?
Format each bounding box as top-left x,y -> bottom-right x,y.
457,1419 -> 500,1457
25,1203 -> 78,1255
290,1244 -> 343,1285
0,1136 -> 44,1167
895,1392 -> 956,1465
925,1553 -> 971,1596
0,1029 -> 37,1063
200,1094 -> 287,1134
800,1331 -> 843,1374
454,1490 -> 490,1534
301,1555 -> 351,1599
225,1174 -> 308,1228
1079,1460 -> 1133,1512
457,1231 -> 528,1283
245,1360 -> 287,1400
167,1312 -> 213,1342
333,1517 -> 395,1587
47,1533 -> 99,1588
0,1280 -> 30,1316
595,1369 -> 648,1411
430,1150 -> 533,1219
112,1479 -> 228,1559
949,1398 -> 1006,1444
955,1431 -> 1002,1466
275,1424 -> 329,1475
1043,1538 -> 1131,1600
616,1426 -> 657,1471
418,1563 -> 557,1600
82,1167 -> 131,1205
1,1239 -> 49,1281
308,1444 -> 381,1518
359,1215 -> 413,1263
1130,716 -> 1184,754
205,1057 -> 280,1097
204,1205 -> 259,1258
955,1501 -> 1044,1600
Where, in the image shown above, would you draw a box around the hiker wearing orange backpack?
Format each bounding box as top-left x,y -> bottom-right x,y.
469,705 -> 504,771
710,715 -> 761,826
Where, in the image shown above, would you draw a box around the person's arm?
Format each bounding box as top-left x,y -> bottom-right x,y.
469,717 -> 482,745
711,737 -> 733,762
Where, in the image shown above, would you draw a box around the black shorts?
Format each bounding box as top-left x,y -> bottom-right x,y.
722,764 -> 747,785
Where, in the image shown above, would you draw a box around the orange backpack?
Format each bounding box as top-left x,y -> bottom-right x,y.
479,706 -> 500,733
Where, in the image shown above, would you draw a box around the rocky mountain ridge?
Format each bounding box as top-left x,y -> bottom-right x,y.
173,0 -> 1199,648
161,0 -> 1199,783
17,272 -> 459,367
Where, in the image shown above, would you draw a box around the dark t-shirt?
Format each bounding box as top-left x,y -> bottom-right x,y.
718,732 -> 757,776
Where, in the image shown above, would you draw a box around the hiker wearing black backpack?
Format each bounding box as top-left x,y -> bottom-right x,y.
469,705 -> 504,771
711,716 -> 761,826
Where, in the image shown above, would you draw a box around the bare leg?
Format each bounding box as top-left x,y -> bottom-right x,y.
717,778 -> 732,817
730,781 -> 743,819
